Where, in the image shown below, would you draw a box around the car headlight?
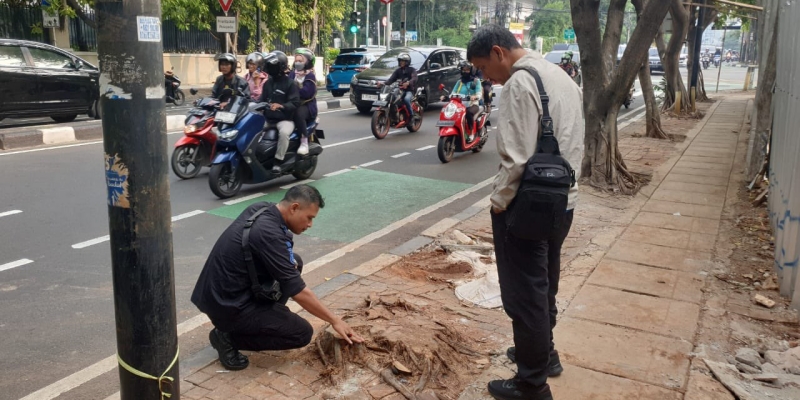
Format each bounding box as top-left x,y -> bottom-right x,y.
219,129 -> 238,140
351,76 -> 358,85
444,103 -> 458,119
184,124 -> 198,134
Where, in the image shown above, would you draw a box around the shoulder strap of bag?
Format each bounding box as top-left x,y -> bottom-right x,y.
520,66 -> 561,155
242,205 -> 274,294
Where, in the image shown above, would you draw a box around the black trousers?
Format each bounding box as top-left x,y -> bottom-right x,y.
491,209 -> 574,387
211,255 -> 313,352
465,105 -> 479,133
294,104 -> 312,138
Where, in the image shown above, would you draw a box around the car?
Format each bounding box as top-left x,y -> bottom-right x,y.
648,47 -> 664,73
326,51 -> 379,97
0,39 -> 100,123
552,43 -> 579,52
679,46 -> 688,66
617,44 -> 627,65
349,46 -> 464,114
544,50 -> 582,86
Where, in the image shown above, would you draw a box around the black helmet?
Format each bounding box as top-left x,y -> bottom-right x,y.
458,60 -> 475,74
263,50 -> 289,77
245,52 -> 264,69
397,53 -> 411,66
214,52 -> 237,69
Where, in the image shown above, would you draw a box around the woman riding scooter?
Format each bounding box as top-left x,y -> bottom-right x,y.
441,60 -> 482,143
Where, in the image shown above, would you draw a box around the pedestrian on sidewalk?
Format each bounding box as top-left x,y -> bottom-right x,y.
191,185 -> 364,371
468,25 -> 584,400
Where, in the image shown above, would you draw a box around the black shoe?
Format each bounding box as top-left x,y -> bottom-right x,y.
506,347 -> 564,377
487,379 -> 553,400
209,328 -> 249,371
272,164 -> 282,174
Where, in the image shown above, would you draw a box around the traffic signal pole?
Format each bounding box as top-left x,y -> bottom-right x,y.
95,1 -> 180,399
366,1 -> 370,46
353,0 -> 358,47
690,0 -> 706,111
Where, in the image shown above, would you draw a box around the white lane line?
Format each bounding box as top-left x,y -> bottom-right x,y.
171,210 -> 205,222
72,235 -> 110,249
324,168 -> 352,177
223,192 -> 266,205
281,179 -> 315,190
391,152 -> 411,158
0,258 -> 33,272
0,131 -> 183,157
304,175 -> 494,274
359,160 -> 383,167
416,145 -> 435,151
324,129 -> 403,149
318,107 -> 356,115
0,209 -> 22,218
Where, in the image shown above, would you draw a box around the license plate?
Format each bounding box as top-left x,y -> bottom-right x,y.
338,84 -> 350,89
216,111 -> 236,124
373,101 -> 387,107
362,94 -> 378,101
436,120 -> 456,127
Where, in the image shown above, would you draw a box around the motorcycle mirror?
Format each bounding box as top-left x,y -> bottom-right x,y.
438,83 -> 445,90
190,88 -> 198,95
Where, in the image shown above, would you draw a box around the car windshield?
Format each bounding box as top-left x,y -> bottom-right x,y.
545,52 -> 565,63
335,54 -> 367,66
370,49 -> 427,70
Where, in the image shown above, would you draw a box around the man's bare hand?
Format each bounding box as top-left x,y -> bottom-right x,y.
332,319 -> 364,345
270,103 -> 283,111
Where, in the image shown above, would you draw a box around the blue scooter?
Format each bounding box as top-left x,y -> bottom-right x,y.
207,92 -> 324,199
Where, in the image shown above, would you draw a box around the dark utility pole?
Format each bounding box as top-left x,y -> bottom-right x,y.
690,0 -> 705,111
95,1 -> 180,399
256,6 -> 262,52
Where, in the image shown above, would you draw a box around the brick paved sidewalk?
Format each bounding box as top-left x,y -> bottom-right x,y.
177,94 -> 752,400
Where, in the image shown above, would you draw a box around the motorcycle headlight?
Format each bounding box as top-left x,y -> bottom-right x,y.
219,129 -> 238,140
173,82 -> 179,87
351,76 -> 358,85
184,124 -> 198,134
444,103 -> 458,119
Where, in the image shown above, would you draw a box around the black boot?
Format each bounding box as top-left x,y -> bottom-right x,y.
487,379 -> 553,400
209,328 -> 249,370
506,347 -> 564,377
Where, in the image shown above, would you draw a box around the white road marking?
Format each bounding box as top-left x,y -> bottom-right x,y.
71,235 -> 110,249
391,152 -> 410,158
324,168 -> 352,177
0,209 -> 22,218
324,129 -> 403,149
280,179 -> 315,190
415,145 -> 435,151
0,131 -> 183,156
223,192 -> 266,205
171,210 -> 205,222
0,258 -> 33,272
359,160 -> 383,167
318,107 -> 356,115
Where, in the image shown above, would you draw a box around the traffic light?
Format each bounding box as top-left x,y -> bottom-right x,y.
349,11 -> 361,33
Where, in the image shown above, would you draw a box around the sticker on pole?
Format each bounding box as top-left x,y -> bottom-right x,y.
136,16 -> 161,42
105,153 -> 130,208
219,0 -> 234,13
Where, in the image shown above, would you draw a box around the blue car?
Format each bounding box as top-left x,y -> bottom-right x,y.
326,50 -> 378,97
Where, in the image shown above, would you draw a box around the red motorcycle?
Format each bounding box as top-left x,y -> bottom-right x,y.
370,81 -> 423,139
171,96 -> 220,179
435,83 -> 491,163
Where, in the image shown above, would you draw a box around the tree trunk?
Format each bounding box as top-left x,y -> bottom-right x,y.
638,61 -> 668,139
310,0 -> 320,52
751,14 -> 778,180
686,4 -> 717,102
571,0 -> 671,192
659,0 -> 691,114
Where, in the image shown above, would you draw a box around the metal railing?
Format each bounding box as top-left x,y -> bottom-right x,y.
0,5 -> 49,44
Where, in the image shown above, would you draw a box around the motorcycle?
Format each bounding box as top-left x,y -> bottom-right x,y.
165,69 -> 185,106
171,90 -> 220,179
623,84 -> 634,109
370,81 -> 423,139
435,83 -> 491,163
207,91 -> 324,199
701,55 -> 710,69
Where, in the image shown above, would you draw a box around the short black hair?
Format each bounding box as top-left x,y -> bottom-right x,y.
467,24 -> 523,61
282,184 -> 325,208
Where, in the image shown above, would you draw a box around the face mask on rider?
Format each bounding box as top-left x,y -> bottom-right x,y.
294,62 -> 305,72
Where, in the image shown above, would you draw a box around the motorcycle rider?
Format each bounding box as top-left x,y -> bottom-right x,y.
380,53 -> 418,121
259,51 -> 300,174
442,60 -> 483,142
288,48 -> 318,156
559,51 -> 577,78
244,52 -> 268,102
212,53 -> 250,102
476,70 -> 493,108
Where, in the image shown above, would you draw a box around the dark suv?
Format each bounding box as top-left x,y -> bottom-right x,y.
0,39 -> 100,123
349,47 -> 464,114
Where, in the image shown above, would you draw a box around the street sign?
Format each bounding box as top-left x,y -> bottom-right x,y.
407,31 -> 418,41
216,16 -> 236,33
382,16 -> 387,27
41,0 -> 59,28
563,27 -> 575,40
380,0 -> 394,4
218,0 -> 234,13
510,22 -> 524,44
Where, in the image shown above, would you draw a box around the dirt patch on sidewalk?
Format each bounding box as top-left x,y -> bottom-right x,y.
386,250 -> 475,282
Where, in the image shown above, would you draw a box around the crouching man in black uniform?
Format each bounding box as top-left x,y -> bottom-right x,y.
191,185 -> 364,370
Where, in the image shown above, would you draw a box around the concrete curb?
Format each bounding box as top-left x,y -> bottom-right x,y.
317,98 -> 353,112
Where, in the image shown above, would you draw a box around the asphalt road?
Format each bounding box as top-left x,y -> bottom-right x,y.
0,89 -> 649,399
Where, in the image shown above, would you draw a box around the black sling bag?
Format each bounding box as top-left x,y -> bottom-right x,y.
505,67 -> 576,241
242,205 -> 283,303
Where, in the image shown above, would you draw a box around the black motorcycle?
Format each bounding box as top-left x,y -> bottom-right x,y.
165,70 -> 185,106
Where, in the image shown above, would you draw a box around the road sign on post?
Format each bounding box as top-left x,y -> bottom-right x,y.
94,0 -> 180,398
219,0 -> 234,13
563,27 -> 575,41
217,16 -> 237,33
41,0 -> 59,28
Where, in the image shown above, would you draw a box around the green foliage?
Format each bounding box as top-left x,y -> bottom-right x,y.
428,28 -> 472,48
528,1 -> 571,53
324,47 -> 340,68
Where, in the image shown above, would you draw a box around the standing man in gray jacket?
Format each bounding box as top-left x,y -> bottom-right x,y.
468,25 -> 584,400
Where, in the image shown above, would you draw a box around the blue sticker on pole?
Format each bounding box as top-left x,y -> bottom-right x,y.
136,16 -> 161,42
105,153 -> 130,208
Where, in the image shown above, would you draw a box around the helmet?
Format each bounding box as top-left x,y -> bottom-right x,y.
263,50 -> 289,77
564,50 -> 573,59
214,53 -> 238,72
245,52 -> 264,69
458,60 -> 475,73
397,53 -> 411,66
294,47 -> 315,70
